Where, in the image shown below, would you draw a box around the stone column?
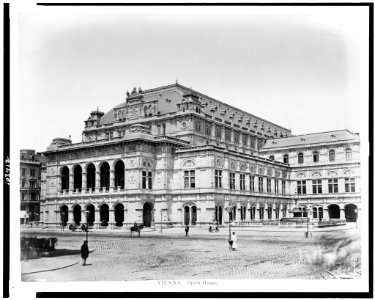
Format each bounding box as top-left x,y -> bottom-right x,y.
109,209 -> 115,228
255,202 -> 260,221
323,204 -> 329,220
82,172 -> 87,192
95,171 -> 101,193
280,204 -> 284,218
110,170 -> 115,192
123,209 -> 127,228
271,203 -> 276,220
69,173 -> 74,192
339,204 -> 346,220
68,209 -> 73,224
94,209 -> 100,228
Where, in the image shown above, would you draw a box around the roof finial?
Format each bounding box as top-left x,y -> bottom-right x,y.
97,106 -> 99,112
176,78 -> 178,84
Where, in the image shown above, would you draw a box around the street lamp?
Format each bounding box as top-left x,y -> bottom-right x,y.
225,207 -> 233,239
160,211 -> 163,233
305,205 -> 312,238
84,210 -> 90,243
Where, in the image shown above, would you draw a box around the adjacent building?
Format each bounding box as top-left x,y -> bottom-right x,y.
20,149 -> 46,224
39,83 -> 361,228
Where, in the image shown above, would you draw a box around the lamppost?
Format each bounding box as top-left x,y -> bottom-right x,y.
305,204 -> 312,238
160,211 -> 163,233
354,208 -> 358,229
225,207 -> 233,239
84,210 -> 90,243
61,211 -> 66,231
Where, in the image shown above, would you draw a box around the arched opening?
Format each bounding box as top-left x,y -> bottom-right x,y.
214,205 -> 223,225
115,203 -> 124,227
143,202 -> 153,227
345,204 -> 358,222
267,206 -> 272,219
191,206 -> 197,225
328,204 -> 340,219
298,153 -> 304,164
313,207 -> 318,219
114,160 -> 125,190
100,162 -> 110,190
60,205 -> 68,226
73,205 -> 81,225
61,166 -> 69,191
73,165 -> 82,191
86,204 -> 95,226
283,154 -> 289,164
184,206 -> 190,225
86,163 -> 96,191
318,207 -> 323,220
100,204 -> 109,226
313,151 -> 319,163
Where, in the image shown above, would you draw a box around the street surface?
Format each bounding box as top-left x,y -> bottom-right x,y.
21,227 -> 361,281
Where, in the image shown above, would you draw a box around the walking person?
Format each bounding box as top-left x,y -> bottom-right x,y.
185,225 -> 189,237
231,232 -> 238,251
81,240 -> 89,266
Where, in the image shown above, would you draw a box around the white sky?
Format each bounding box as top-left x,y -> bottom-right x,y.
17,6 -> 368,152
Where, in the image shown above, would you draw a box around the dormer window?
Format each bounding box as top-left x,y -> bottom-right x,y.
298,152 -> 304,164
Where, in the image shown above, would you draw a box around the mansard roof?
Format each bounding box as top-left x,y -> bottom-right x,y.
261,129 -> 359,150
99,83 -> 291,135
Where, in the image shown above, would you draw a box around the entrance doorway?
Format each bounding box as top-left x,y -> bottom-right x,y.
100,204 -> 109,226
143,202 -> 153,227
345,204 -> 358,222
328,204 -> 340,219
73,205 -> 81,225
184,206 -> 190,225
115,203 -> 124,227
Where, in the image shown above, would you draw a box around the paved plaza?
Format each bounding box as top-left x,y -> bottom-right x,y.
20,226 -> 361,282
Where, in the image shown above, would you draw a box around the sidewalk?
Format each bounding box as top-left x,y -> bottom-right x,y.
21,254 -> 78,275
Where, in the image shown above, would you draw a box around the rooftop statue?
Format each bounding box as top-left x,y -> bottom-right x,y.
131,87 -> 137,95
126,91 -> 130,97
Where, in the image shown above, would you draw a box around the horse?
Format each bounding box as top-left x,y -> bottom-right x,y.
130,224 -> 144,237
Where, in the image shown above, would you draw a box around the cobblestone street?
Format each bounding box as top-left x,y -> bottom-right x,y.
21,227 -> 361,282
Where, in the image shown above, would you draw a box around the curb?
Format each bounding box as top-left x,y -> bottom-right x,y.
21,261 -> 78,275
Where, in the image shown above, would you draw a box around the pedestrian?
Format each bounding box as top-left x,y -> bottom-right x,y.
185,225 -> 189,237
231,232 -> 238,251
81,240 -> 89,266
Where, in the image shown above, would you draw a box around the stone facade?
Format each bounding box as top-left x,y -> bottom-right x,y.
20,149 -> 46,223
39,83 -> 361,228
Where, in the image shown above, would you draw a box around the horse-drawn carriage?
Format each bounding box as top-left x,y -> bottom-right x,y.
21,236 -> 58,258
130,223 -> 144,237
68,223 -> 89,232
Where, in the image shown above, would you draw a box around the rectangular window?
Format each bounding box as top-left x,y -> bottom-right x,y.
250,136 -> 256,148
30,169 -> 35,177
215,170 -> 222,188
142,171 -> 147,189
345,178 -> 355,192
249,175 -> 255,192
282,180 -> 286,194
242,134 -> 248,146
225,129 -> 231,142
29,181 -> 37,189
229,172 -> 236,190
275,179 -> 279,194
184,170 -> 195,188
195,120 -> 201,132
328,179 -> 339,193
297,180 -> 307,194
258,177 -> 263,193
240,174 -> 245,191
148,172 -> 152,190
312,179 -> 322,194
142,171 -> 152,189
267,178 -> 271,193
21,193 -> 25,201
22,168 -> 26,176
205,123 -> 212,136
234,132 -> 239,145
215,126 -> 222,140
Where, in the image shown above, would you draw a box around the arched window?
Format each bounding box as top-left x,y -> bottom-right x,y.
298,153 -> 304,164
345,148 -> 352,160
329,150 -> 335,162
313,151 -> 319,163
269,155 -> 274,161
283,154 -> 289,164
